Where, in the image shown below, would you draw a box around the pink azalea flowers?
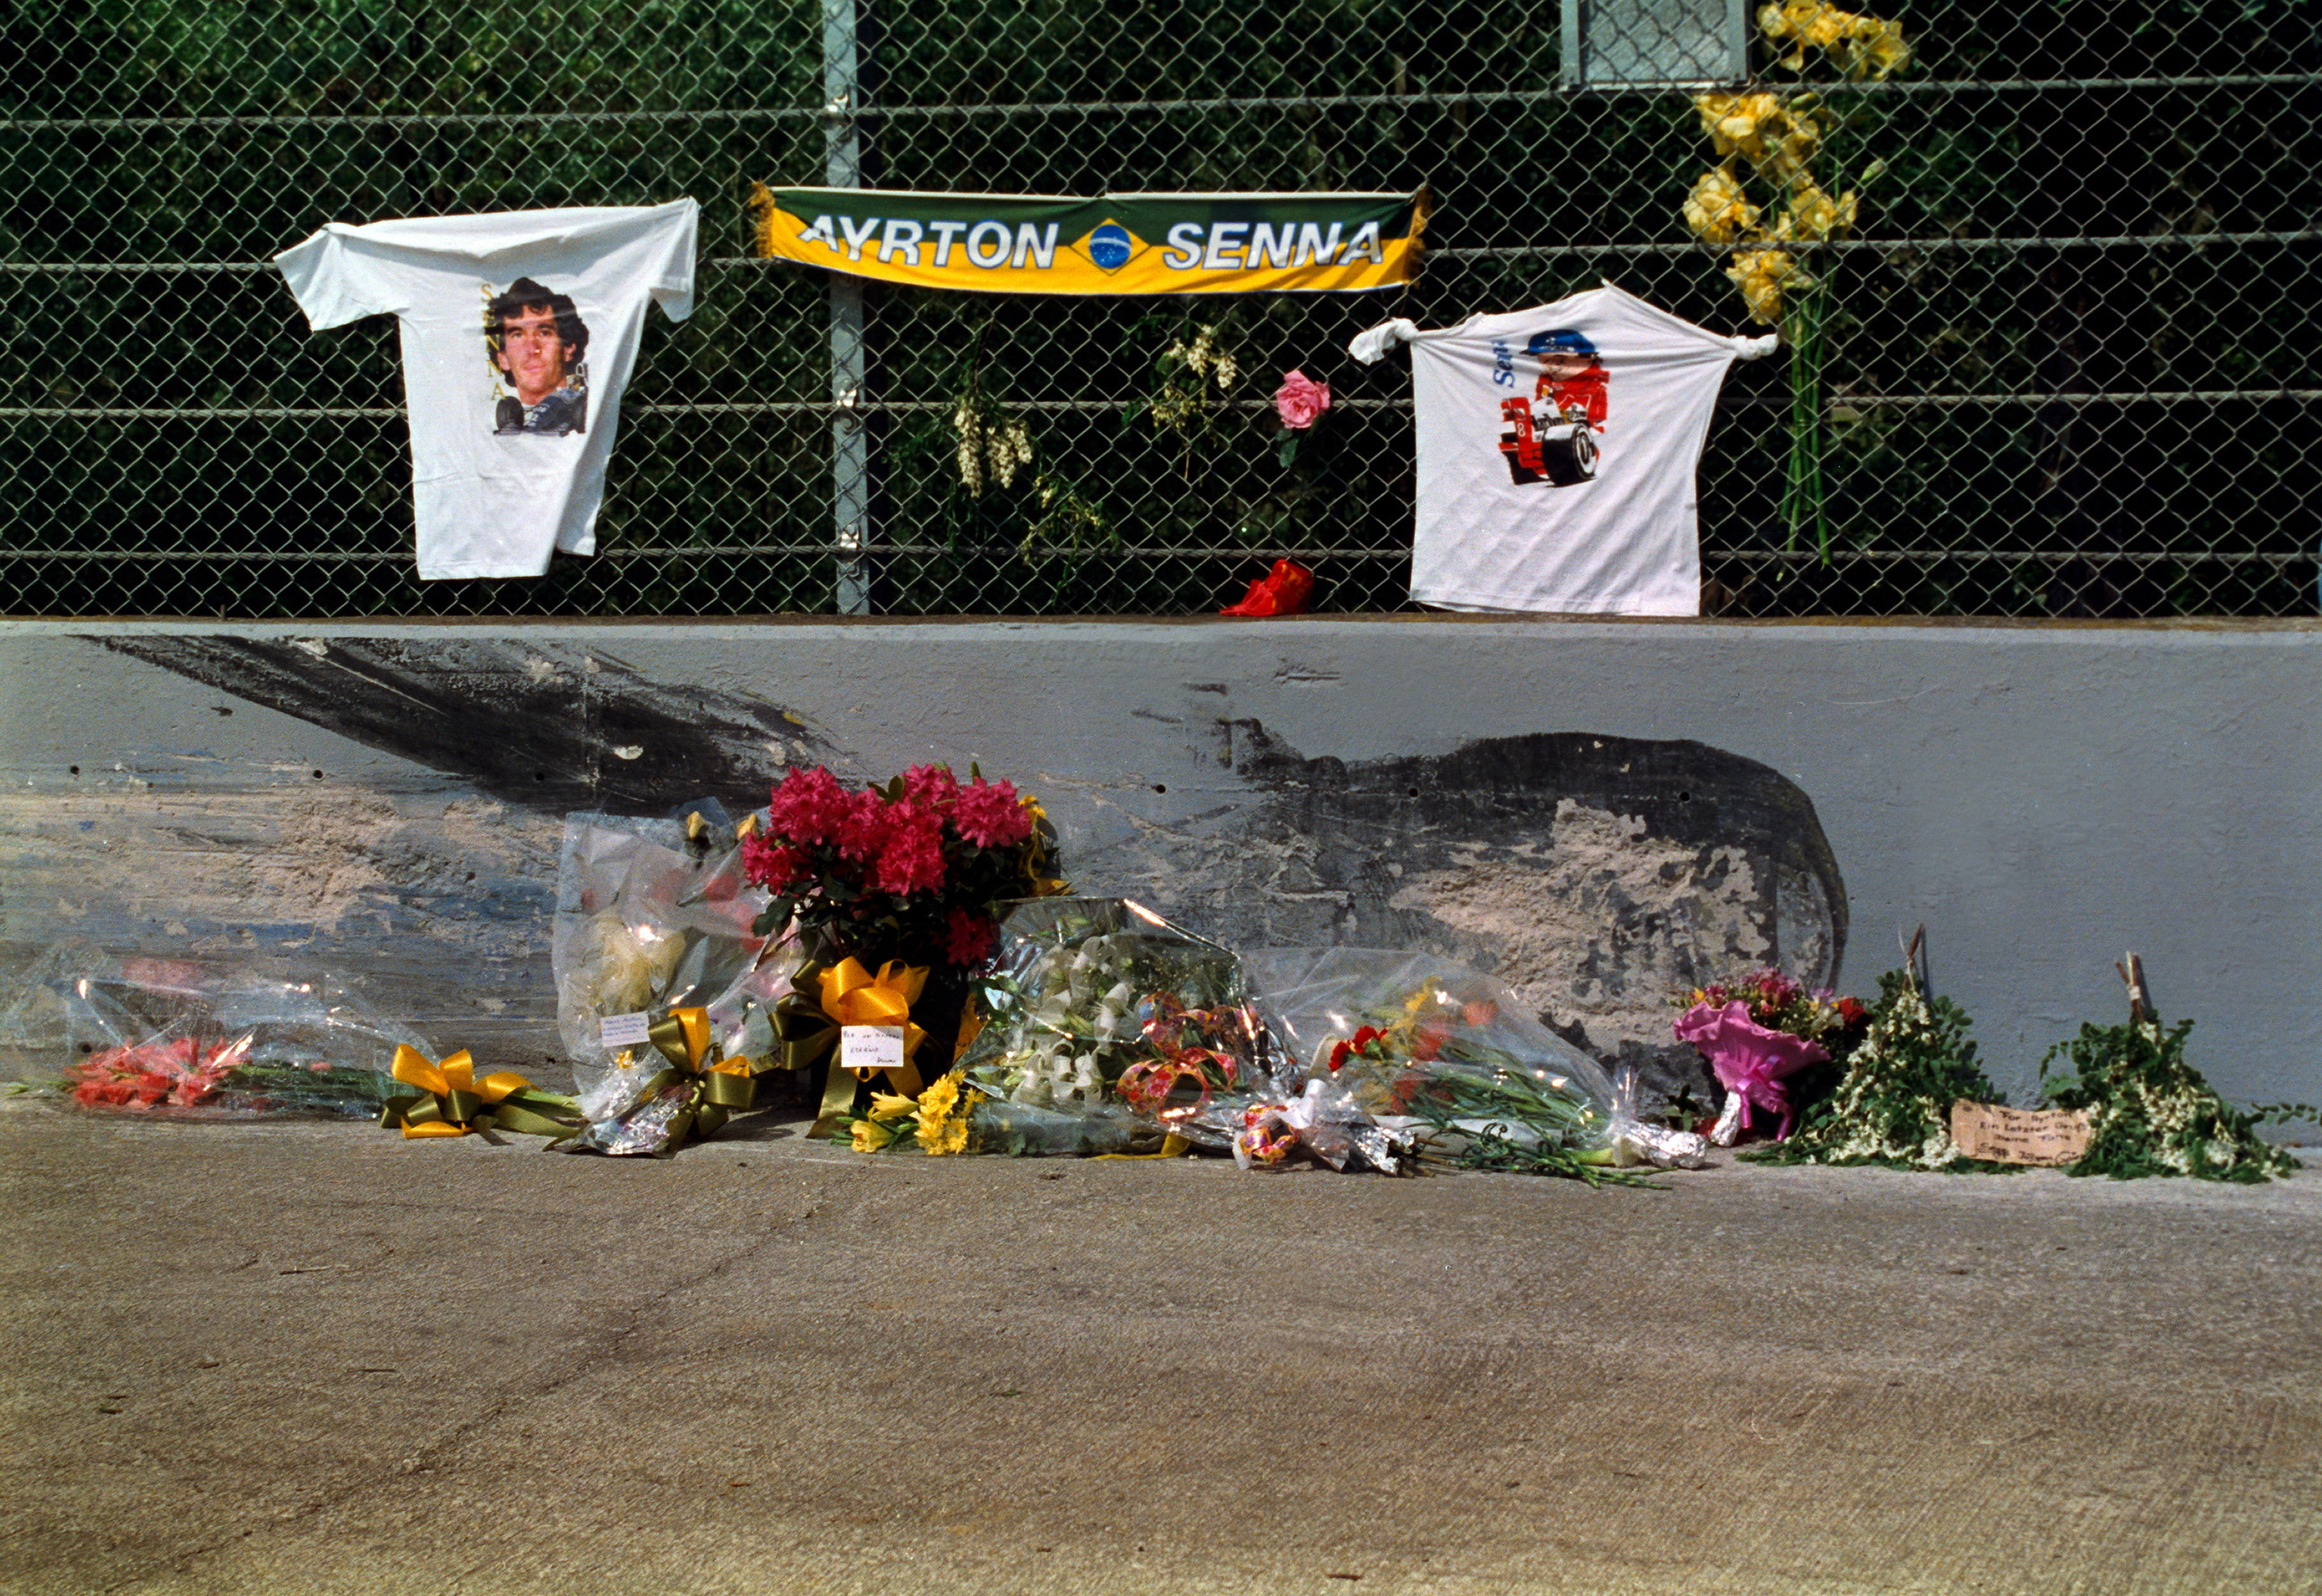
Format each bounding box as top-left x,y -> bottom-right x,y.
744,762 -> 1054,968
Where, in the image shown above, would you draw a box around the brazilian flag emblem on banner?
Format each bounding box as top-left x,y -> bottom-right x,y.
751,185 -> 1427,295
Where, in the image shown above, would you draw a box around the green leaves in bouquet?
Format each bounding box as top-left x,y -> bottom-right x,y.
752,895 -> 797,940
2039,1014 -> 2298,1183
1406,1067 -> 1657,1188
1745,965 -> 2013,1171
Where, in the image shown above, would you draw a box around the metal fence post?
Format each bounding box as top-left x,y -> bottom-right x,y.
824,0 -> 872,614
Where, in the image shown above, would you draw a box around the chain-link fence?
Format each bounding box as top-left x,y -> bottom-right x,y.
4,1 -> 2317,620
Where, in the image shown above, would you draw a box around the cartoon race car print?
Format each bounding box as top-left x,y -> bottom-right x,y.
1497,328 -> 1606,488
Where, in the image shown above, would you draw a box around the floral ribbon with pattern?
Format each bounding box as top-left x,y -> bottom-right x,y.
1115,992 -> 1249,1120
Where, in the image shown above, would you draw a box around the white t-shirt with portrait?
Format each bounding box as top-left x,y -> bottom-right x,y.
1354,283 -> 1776,616
275,201 -> 698,580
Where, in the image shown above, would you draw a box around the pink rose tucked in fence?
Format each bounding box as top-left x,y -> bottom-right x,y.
1673,998 -> 1828,1145
1273,370 -> 1330,429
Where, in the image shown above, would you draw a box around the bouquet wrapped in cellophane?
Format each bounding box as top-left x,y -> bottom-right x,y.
827,897 -> 1268,1158
553,799 -> 782,1120
0,943 -> 419,1120
947,897 -> 1281,1154
1243,948 -> 1707,1182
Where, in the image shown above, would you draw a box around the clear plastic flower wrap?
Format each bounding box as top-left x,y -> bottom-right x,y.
0,943 -> 421,1119
552,800 -> 789,1120
952,897 -> 1280,1152
1243,948 -> 1706,1180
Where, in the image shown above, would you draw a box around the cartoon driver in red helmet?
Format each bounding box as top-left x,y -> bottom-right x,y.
1497,327 -> 1605,487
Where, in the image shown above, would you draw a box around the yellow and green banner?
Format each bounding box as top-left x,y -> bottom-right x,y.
751,185 -> 1427,295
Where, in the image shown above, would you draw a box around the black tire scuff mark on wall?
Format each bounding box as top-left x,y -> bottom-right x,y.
94,636 -> 829,814
1160,721 -> 1848,1108
1231,721 -> 1846,979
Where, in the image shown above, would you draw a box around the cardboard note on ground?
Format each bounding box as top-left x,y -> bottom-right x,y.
1951,1102 -> 2092,1165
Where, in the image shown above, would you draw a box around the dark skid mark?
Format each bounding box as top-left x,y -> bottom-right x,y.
96,636 -> 830,813
1226,720 -> 1847,978
1194,722 -> 1850,1111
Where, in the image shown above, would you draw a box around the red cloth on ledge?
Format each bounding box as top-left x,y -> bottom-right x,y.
1219,559 -> 1315,617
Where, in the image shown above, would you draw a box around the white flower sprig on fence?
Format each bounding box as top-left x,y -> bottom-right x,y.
951,390 -> 1033,499
1148,322 -> 1238,440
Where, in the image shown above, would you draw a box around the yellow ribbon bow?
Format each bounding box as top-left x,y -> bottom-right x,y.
809,957 -> 931,1138
381,1045 -> 574,1139
633,1006 -> 767,1145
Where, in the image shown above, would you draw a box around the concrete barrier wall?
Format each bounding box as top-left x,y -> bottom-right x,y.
1,615 -> 2314,1105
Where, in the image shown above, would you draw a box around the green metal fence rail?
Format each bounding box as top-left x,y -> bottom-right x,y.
4,0 -> 2317,620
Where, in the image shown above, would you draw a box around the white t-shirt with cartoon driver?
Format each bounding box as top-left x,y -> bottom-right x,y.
1354,282 -> 1776,616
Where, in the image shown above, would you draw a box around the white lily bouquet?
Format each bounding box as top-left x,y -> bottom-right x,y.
957,897 -> 1280,1148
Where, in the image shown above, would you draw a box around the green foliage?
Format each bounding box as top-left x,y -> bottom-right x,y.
2039,1013 -> 2300,1182
1745,967 -> 2014,1171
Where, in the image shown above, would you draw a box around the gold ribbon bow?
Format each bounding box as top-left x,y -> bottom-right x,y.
809,957 -> 931,1138
379,1046 -> 580,1141
629,1004 -> 771,1146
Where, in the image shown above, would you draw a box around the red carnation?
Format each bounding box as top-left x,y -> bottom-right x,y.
951,778 -> 1032,849
766,765 -> 851,848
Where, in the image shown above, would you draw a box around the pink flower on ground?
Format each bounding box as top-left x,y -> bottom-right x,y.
1673,1000 -> 1828,1141
766,766 -> 852,848
871,812 -> 948,896
950,778 -> 1031,849
1273,370 -> 1330,430
943,907 -> 999,967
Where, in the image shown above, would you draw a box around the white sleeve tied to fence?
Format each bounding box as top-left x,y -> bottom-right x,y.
1347,318 -> 1422,365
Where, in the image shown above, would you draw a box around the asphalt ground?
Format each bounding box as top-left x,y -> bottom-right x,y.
3,1098 -> 2317,1596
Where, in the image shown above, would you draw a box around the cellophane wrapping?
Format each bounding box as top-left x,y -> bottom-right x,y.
954,897 -> 1283,1153
0,943 -> 418,1118
1243,948 -> 1630,1174
553,801 -> 795,1121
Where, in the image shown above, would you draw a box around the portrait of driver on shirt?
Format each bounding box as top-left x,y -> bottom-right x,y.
486,278 -> 589,436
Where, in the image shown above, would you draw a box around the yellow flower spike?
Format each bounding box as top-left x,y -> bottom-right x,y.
869,1090 -> 917,1122
1683,168 -> 1761,245
853,1119 -> 898,1153
1784,181 -> 1858,242
1727,248 -> 1810,323
1855,19 -> 1909,79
